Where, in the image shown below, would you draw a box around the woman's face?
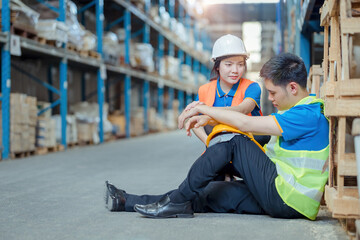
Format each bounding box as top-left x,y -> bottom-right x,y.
218,56 -> 246,86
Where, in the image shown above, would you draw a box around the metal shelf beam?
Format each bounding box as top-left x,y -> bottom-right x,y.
113,0 -> 210,66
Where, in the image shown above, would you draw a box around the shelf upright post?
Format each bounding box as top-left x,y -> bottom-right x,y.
124,5 -> 131,138
58,0 -> 68,148
142,0 -> 151,133
193,22 -> 199,87
1,0 -> 11,159
157,0 -> 165,119
168,0 -> 175,57
96,0 -> 105,143
177,3 -> 184,112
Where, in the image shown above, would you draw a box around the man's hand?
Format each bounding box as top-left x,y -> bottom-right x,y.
184,115 -> 214,136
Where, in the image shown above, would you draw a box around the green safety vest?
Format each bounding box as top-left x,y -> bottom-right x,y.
264,96 -> 329,220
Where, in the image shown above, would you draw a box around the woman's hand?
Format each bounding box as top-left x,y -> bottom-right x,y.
178,106 -> 201,129
184,101 -> 205,111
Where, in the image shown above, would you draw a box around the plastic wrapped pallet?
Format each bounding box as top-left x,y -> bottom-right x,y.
53,114 -> 78,145
32,0 -> 86,50
131,43 -> 155,72
36,20 -> 68,46
181,64 -> 195,85
36,118 -> 56,148
103,32 -> 121,65
159,56 -> 180,80
9,0 -> 40,32
70,102 -> 112,144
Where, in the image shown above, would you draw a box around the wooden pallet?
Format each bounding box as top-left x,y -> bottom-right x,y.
36,144 -> 64,155
320,2 -> 360,238
11,23 -> 37,40
10,150 -> 36,159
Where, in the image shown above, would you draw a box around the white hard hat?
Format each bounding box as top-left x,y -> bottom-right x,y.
211,34 -> 250,62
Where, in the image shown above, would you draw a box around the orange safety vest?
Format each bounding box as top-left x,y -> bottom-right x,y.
198,78 -> 263,116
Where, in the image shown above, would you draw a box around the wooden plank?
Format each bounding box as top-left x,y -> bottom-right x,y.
341,18 -> 360,34
325,99 -> 360,116
325,186 -> 360,218
335,79 -> 360,97
312,76 -> 321,98
320,81 -> 335,98
337,153 -> 357,176
323,25 -> 329,86
337,117 -> 346,197
320,0 -> 338,26
312,65 -> 323,75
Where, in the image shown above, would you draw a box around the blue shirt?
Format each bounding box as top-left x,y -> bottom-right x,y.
195,79 -> 261,116
272,102 -> 329,151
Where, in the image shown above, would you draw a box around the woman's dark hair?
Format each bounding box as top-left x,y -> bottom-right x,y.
210,55 -> 247,80
259,53 -> 307,88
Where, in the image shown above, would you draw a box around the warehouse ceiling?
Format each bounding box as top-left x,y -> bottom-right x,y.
202,3 -> 277,42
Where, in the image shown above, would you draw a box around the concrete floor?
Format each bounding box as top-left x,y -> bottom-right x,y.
0,130 -> 350,240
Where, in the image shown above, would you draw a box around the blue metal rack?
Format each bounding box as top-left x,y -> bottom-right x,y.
1,0 -> 11,159
0,0 -> 211,158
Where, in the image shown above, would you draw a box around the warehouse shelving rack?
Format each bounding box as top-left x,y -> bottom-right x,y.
0,0 -> 212,159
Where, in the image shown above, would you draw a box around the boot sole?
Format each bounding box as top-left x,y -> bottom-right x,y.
104,182 -> 114,211
141,213 -> 194,219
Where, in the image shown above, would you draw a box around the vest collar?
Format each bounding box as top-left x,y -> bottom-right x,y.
216,77 -> 240,98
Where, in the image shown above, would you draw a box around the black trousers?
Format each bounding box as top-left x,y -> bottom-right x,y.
124,135 -> 303,218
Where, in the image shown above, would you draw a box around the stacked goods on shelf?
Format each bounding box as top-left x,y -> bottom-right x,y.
164,99 -> 180,130
130,43 -> 155,72
33,1 -> 97,56
70,102 -> 112,144
131,107 -> 144,136
148,107 -> 164,132
6,0 -> 40,39
159,56 -> 180,81
181,64 -> 195,85
36,101 -> 56,149
103,32 -> 121,65
0,93 -> 37,155
35,20 -> 68,47
320,0 -> 360,235
53,115 -> 78,146
103,31 -> 155,72
108,111 -> 126,137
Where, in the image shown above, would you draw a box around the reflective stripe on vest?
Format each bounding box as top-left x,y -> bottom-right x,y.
198,78 -> 262,116
264,96 -> 329,220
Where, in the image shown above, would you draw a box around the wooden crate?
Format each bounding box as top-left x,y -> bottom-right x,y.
320,1 -> 360,237
307,65 -> 323,97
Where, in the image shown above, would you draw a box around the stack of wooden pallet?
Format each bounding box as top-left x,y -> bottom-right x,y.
320,0 -> 360,237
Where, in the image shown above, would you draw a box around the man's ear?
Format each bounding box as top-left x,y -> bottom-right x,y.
288,82 -> 298,95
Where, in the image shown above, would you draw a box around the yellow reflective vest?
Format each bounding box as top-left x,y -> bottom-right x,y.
264,96 -> 329,220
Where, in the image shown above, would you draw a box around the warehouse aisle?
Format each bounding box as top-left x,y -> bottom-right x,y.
0,131 -> 348,240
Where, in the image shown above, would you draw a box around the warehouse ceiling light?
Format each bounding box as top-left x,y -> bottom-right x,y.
203,0 -> 279,4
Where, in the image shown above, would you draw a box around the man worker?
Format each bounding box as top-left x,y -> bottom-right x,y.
105,53 -> 329,220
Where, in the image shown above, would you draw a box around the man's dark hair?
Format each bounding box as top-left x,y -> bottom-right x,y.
260,53 -> 307,88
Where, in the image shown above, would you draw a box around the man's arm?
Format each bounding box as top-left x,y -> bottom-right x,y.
181,105 -> 282,136
217,98 -> 256,115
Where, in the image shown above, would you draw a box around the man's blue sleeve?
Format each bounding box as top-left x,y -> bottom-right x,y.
273,105 -> 319,141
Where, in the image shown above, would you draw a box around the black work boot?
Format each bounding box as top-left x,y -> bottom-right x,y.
104,181 -> 127,211
134,195 -> 194,218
